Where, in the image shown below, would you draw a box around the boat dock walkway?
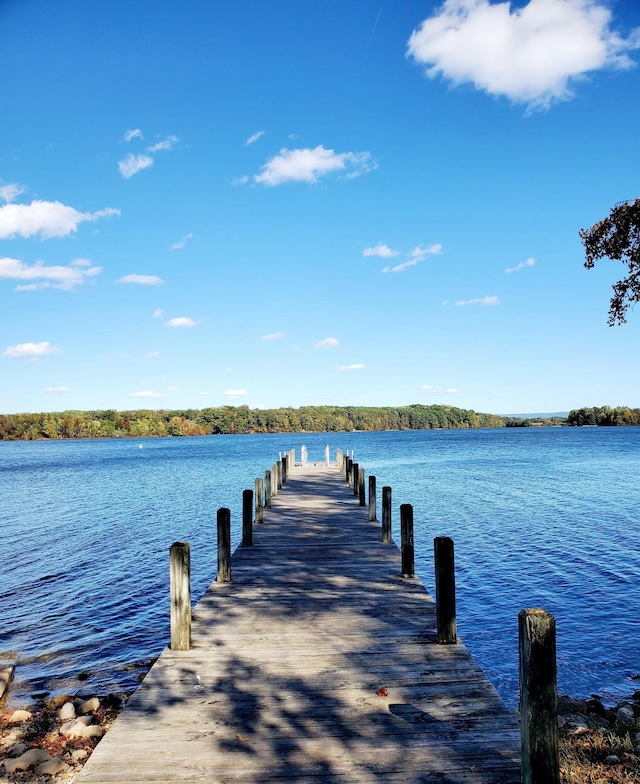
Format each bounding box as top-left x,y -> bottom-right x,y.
77,463 -> 521,783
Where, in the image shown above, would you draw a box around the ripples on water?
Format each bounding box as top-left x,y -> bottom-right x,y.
1,428 -> 639,709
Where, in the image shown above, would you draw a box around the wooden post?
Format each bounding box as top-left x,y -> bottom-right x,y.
264,470 -> 272,508
519,609 -> 560,784
368,476 -> 377,521
358,468 -> 366,506
277,460 -> 282,490
382,486 -> 392,543
255,477 -> 263,523
400,503 -> 415,578
242,489 -> 253,546
352,462 -> 359,496
217,507 -> 231,582
434,537 -> 457,644
346,458 -> 353,486
170,541 -> 191,651
282,455 -> 287,484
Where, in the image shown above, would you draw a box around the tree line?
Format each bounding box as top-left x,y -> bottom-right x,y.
0,404 -> 507,440
566,406 -> 640,427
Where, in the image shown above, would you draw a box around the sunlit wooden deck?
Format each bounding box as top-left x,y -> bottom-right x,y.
77,463 -> 521,783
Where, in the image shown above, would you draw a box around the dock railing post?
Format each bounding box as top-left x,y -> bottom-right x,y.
242,489 -> 253,546
368,476 -> 376,521
352,462 -> 359,496
282,455 -> 288,484
358,468 -> 366,506
382,486 -> 392,543
400,504 -> 415,578
217,507 -> 231,582
265,470 -> 272,508
277,460 -> 282,490
346,458 -> 353,486
519,609 -> 560,784
255,477 -> 264,523
170,541 -> 191,651
434,537 -> 457,644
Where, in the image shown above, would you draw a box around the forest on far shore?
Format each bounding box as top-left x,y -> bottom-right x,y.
0,403 -> 592,441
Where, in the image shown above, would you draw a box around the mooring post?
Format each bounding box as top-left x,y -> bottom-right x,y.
169,541 -> 191,651
519,608 -> 560,784
400,503 -> 415,578
368,475 -> 377,521
346,458 -> 353,486
382,486 -> 392,543
352,462 -> 359,496
277,460 -> 282,490
282,455 -> 288,484
217,507 -> 231,582
271,464 -> 278,497
255,477 -> 264,523
242,489 -> 253,546
265,470 -> 272,508
435,536 -> 457,644
358,468 -> 366,506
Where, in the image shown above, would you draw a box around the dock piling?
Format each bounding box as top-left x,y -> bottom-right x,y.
217,507 -> 231,582
400,503 -> 415,578
435,536 -> 457,644
169,541 -> 191,651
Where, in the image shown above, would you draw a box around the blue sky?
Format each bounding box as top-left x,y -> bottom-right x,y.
1,0 -> 640,416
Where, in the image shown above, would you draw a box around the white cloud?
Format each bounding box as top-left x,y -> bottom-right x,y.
231,175 -> 250,186
0,183 -> 26,203
262,331 -> 284,340
421,384 -> 458,394
313,337 -> 340,349
407,0 -> 640,110
363,242 -> 401,258
246,130 -> 265,145
170,233 -> 193,250
455,295 -> 500,306
124,129 -> 144,142
116,274 -> 164,286
254,145 -> 375,186
382,243 -> 443,273
146,350 -> 160,358
129,390 -> 167,399
505,256 -> 535,273
43,386 -> 71,393
4,341 -> 61,358
152,309 -> 163,318
165,316 -> 198,327
336,363 -> 365,371
118,153 -> 154,179
0,201 -> 119,239
148,135 -> 178,153
224,388 -> 248,399
198,391 -> 208,396
1,256 -> 102,290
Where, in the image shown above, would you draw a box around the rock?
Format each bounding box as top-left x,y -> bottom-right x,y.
617,704 -> 636,727
36,757 -> 71,775
558,695 -> 587,715
604,754 -> 620,765
3,748 -> 51,773
0,665 -> 15,700
103,692 -> 124,710
8,709 -> 32,723
586,698 -> 606,717
59,701 -> 76,721
79,696 -> 100,714
71,749 -> 89,762
61,718 -> 103,739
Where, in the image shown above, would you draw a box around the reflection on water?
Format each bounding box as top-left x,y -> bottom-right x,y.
1,428 -> 639,708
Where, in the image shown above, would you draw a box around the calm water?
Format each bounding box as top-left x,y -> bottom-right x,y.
1,428 -> 639,709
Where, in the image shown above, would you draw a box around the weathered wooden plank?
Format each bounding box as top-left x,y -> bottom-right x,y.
77,464 -> 520,784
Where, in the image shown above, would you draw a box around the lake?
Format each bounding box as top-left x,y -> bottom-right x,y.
1,427 -> 639,709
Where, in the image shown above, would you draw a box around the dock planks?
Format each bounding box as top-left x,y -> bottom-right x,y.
77,463 -> 521,783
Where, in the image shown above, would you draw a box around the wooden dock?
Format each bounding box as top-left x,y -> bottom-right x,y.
77,463 -> 521,783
